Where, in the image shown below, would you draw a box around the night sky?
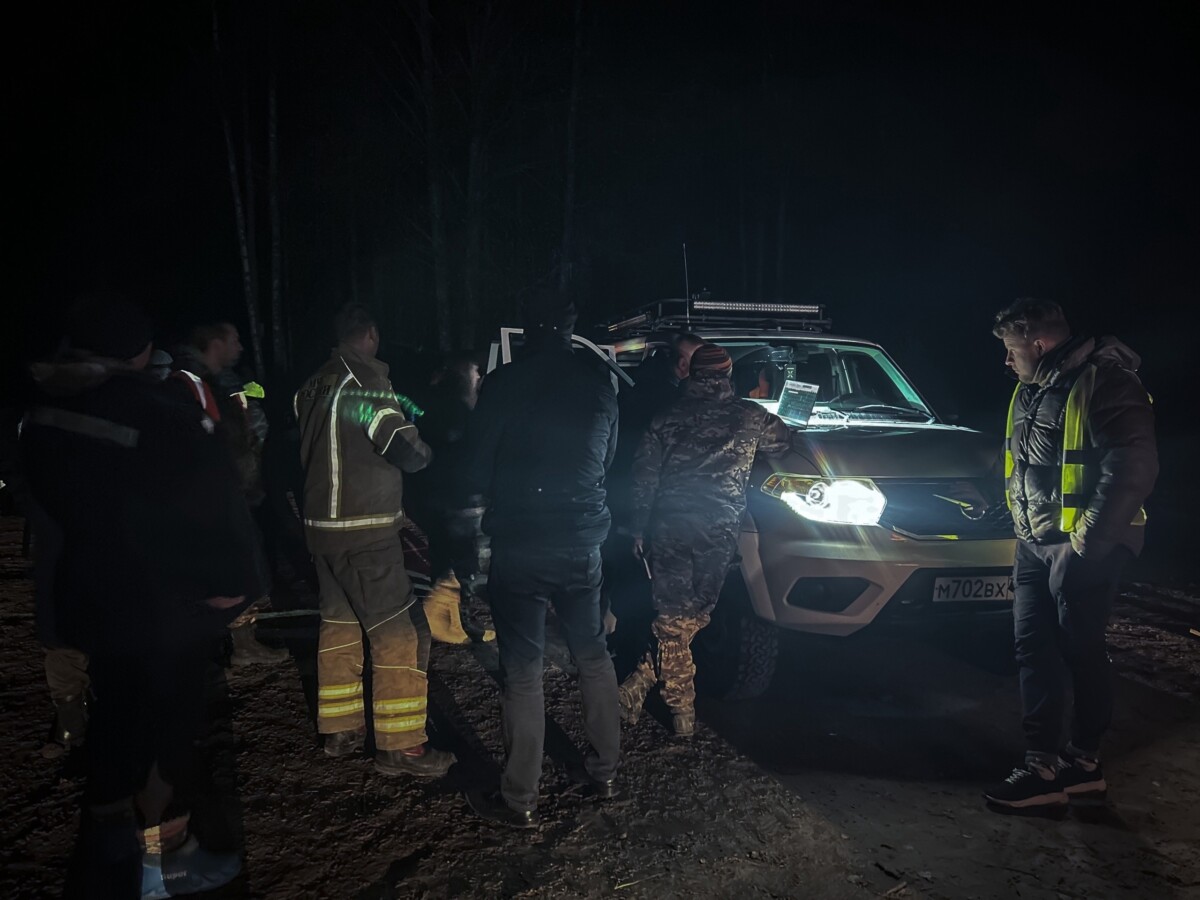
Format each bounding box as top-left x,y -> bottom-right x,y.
10,1 -> 1197,444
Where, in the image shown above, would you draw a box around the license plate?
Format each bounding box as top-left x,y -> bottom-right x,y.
932,575 -> 1014,602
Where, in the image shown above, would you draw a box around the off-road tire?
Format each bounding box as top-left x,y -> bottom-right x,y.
694,572 -> 779,700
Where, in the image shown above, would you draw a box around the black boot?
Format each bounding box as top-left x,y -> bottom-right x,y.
374,744 -> 456,778
465,790 -> 540,829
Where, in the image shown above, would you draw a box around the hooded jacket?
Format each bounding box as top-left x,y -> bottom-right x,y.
631,370 -> 791,536
19,354 -> 263,651
1006,334 -> 1158,556
295,343 -> 432,553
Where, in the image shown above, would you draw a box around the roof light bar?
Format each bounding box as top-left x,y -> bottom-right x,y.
692,301 -> 824,316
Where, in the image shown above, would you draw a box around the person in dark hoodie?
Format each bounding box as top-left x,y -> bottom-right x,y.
463,292 -> 621,829
983,298 -> 1158,812
21,296 -> 260,898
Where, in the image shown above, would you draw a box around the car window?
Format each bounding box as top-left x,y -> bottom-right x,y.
718,339 -> 932,422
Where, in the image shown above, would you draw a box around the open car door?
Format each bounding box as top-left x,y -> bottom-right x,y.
487,327 -> 635,390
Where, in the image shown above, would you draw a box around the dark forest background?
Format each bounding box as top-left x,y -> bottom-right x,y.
7,0 -> 1198,574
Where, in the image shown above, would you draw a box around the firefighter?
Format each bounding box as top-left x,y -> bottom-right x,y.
619,343 -> 790,737
21,296 -> 258,897
294,303 -> 454,778
172,322 -> 285,666
462,294 -> 620,829
984,298 -> 1158,811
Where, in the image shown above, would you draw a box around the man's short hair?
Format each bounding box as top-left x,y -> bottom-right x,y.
991,298 -> 1071,343
670,331 -> 704,365
335,304 -> 377,342
189,321 -> 236,352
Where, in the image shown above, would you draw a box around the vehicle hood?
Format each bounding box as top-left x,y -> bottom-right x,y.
786,423 -> 1001,479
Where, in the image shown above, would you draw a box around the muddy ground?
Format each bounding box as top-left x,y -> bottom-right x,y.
1,513 -> 1197,899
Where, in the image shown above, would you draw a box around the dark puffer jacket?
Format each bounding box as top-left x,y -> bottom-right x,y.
1007,335 -> 1158,556
466,343 -> 618,551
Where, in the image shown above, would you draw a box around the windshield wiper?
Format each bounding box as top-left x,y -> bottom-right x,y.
846,404 -> 934,421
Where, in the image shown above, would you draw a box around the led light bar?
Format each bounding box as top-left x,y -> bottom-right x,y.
692,301 -> 824,316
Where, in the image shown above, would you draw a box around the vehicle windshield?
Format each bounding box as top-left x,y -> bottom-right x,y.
720,339 -> 934,425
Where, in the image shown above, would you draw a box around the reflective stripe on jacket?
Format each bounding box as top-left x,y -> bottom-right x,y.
295,344 -> 432,552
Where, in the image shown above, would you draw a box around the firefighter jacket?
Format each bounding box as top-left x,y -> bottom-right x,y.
466,343 -> 618,550
295,344 -> 432,553
1005,334 -> 1158,557
631,370 -> 791,537
19,354 -> 263,652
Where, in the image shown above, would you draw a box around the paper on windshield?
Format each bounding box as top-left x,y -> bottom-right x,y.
776,380 -> 820,426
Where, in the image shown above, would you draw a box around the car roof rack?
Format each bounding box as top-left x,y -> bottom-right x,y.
603,298 -> 832,337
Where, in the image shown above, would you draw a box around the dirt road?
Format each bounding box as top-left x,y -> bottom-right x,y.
1,515 -> 1196,898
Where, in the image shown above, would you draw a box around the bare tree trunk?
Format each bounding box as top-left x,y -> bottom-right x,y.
559,0 -> 584,294
213,9 -> 265,376
241,86 -> 263,369
417,0 -> 452,351
463,126 -> 485,347
348,181 -> 360,306
268,55 -> 287,375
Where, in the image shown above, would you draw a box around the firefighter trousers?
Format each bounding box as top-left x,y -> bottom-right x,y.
313,534 -> 431,751
633,528 -> 737,714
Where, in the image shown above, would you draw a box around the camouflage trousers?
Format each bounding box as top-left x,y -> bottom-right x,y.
632,527 -> 737,714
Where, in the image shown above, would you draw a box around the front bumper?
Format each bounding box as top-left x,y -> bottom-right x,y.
739,525 -> 1016,637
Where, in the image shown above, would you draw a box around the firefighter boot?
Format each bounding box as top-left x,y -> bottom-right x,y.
52,693 -> 88,750
423,574 -> 471,644
618,664 -> 655,725
324,727 -> 366,758
375,744 -> 457,778
229,621 -> 289,666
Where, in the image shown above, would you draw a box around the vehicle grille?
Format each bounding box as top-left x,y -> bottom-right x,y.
876,480 -> 1014,541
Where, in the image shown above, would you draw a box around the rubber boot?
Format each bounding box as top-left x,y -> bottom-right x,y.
618,665 -> 655,725
142,836 -> 241,899
423,574 -> 471,644
229,621 -> 289,666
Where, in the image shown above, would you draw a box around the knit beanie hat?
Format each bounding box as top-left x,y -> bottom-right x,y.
689,343 -> 733,374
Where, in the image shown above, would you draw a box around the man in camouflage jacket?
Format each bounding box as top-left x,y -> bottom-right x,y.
620,343 -> 790,736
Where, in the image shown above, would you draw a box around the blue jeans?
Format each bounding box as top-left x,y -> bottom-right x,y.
488,545 -> 620,812
1013,539 -> 1130,759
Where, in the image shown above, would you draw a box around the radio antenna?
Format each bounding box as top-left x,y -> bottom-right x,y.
682,242 -> 690,322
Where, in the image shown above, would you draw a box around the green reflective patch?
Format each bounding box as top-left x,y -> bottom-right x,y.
242,381 -> 266,399
337,388 -> 425,429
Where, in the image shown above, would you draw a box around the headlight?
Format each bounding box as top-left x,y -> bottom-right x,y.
761,473 -> 887,526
